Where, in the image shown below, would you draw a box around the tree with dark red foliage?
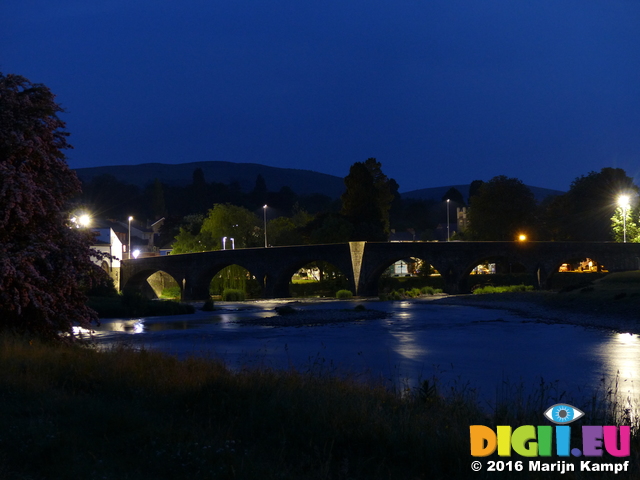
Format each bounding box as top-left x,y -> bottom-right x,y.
0,73 -> 108,340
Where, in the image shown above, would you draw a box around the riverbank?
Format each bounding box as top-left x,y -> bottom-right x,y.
1,332 -> 637,480
430,290 -> 640,334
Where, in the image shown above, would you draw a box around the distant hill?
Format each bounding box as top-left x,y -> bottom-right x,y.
402,184 -> 565,203
73,161 -> 347,198
74,161 -> 566,202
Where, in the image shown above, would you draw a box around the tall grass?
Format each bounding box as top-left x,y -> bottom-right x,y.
0,333 -> 637,479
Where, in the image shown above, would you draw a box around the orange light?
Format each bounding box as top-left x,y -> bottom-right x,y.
518,234 -> 527,241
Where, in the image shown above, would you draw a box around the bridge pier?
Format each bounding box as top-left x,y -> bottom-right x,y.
181,274 -> 210,301
441,267 -> 467,295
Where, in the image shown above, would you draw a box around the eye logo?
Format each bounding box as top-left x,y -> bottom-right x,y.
544,404 -> 584,424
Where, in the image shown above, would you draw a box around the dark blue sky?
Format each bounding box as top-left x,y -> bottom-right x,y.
3,0 -> 640,192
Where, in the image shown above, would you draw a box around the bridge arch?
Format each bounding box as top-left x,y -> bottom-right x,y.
361,254 -> 446,297
197,262 -> 263,299
122,268 -> 182,299
269,255 -> 355,298
460,254 -> 532,292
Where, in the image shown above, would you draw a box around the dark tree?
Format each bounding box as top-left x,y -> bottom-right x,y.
191,167 -> 209,213
468,180 -> 484,203
546,168 -> 638,241
250,174 -> 268,208
341,158 -> 394,241
78,173 -> 140,218
467,175 -> 537,240
151,178 -> 166,219
0,73 -> 108,340
442,187 -> 465,205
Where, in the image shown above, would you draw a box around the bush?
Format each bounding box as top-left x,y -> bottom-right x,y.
222,289 -> 245,301
336,289 -> 353,299
472,284 -> 534,295
160,286 -> 181,299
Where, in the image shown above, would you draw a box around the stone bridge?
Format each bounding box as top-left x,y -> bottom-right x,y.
120,241 -> 640,300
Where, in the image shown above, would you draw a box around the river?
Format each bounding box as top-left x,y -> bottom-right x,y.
87,298 -> 640,409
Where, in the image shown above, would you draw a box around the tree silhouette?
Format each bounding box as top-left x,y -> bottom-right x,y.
341,158 -> 394,241
467,175 -> 537,240
550,168 -> 638,241
0,73 -> 109,339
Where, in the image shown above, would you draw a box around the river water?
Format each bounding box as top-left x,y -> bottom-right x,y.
88,299 -> 640,408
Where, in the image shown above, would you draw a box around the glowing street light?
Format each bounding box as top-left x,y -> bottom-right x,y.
618,195 -> 631,243
446,199 -> 450,242
263,205 -> 268,248
70,212 -> 91,228
128,216 -> 133,259
518,234 -> 527,242
78,214 -> 91,228
132,249 -> 141,259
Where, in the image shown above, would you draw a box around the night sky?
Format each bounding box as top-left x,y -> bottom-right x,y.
3,0 -> 640,193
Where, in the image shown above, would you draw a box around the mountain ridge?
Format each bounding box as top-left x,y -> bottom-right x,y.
73,161 -> 565,201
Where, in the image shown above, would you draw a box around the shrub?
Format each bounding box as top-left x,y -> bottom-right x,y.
473,284 -> 534,295
421,286 -> 435,295
222,289 -> 245,301
160,286 -> 181,299
336,289 -> 353,299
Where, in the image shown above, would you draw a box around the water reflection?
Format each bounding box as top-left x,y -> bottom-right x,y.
601,333 -> 640,389
107,319 -> 145,333
89,300 -> 640,408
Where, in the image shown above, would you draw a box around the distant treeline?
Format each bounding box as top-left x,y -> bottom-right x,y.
73,166 -> 449,247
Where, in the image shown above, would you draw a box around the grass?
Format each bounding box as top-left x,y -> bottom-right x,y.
1,333 -> 639,479
538,270 -> 640,318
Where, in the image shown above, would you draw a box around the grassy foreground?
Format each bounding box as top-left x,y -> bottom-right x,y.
1,333 -> 639,479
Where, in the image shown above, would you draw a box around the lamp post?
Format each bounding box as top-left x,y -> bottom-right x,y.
446,199 -> 450,242
230,237 -> 235,250
128,216 -> 133,259
222,237 -> 227,250
618,195 -> 630,243
263,205 -> 268,248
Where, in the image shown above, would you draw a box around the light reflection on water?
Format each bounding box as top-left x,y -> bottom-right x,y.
90,299 -> 640,406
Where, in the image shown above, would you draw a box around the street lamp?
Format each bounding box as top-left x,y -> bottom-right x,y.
78,214 -> 91,228
230,237 -> 235,250
222,237 -> 227,250
263,205 -> 268,248
446,199 -> 450,242
618,195 -> 630,243
128,216 -> 133,259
